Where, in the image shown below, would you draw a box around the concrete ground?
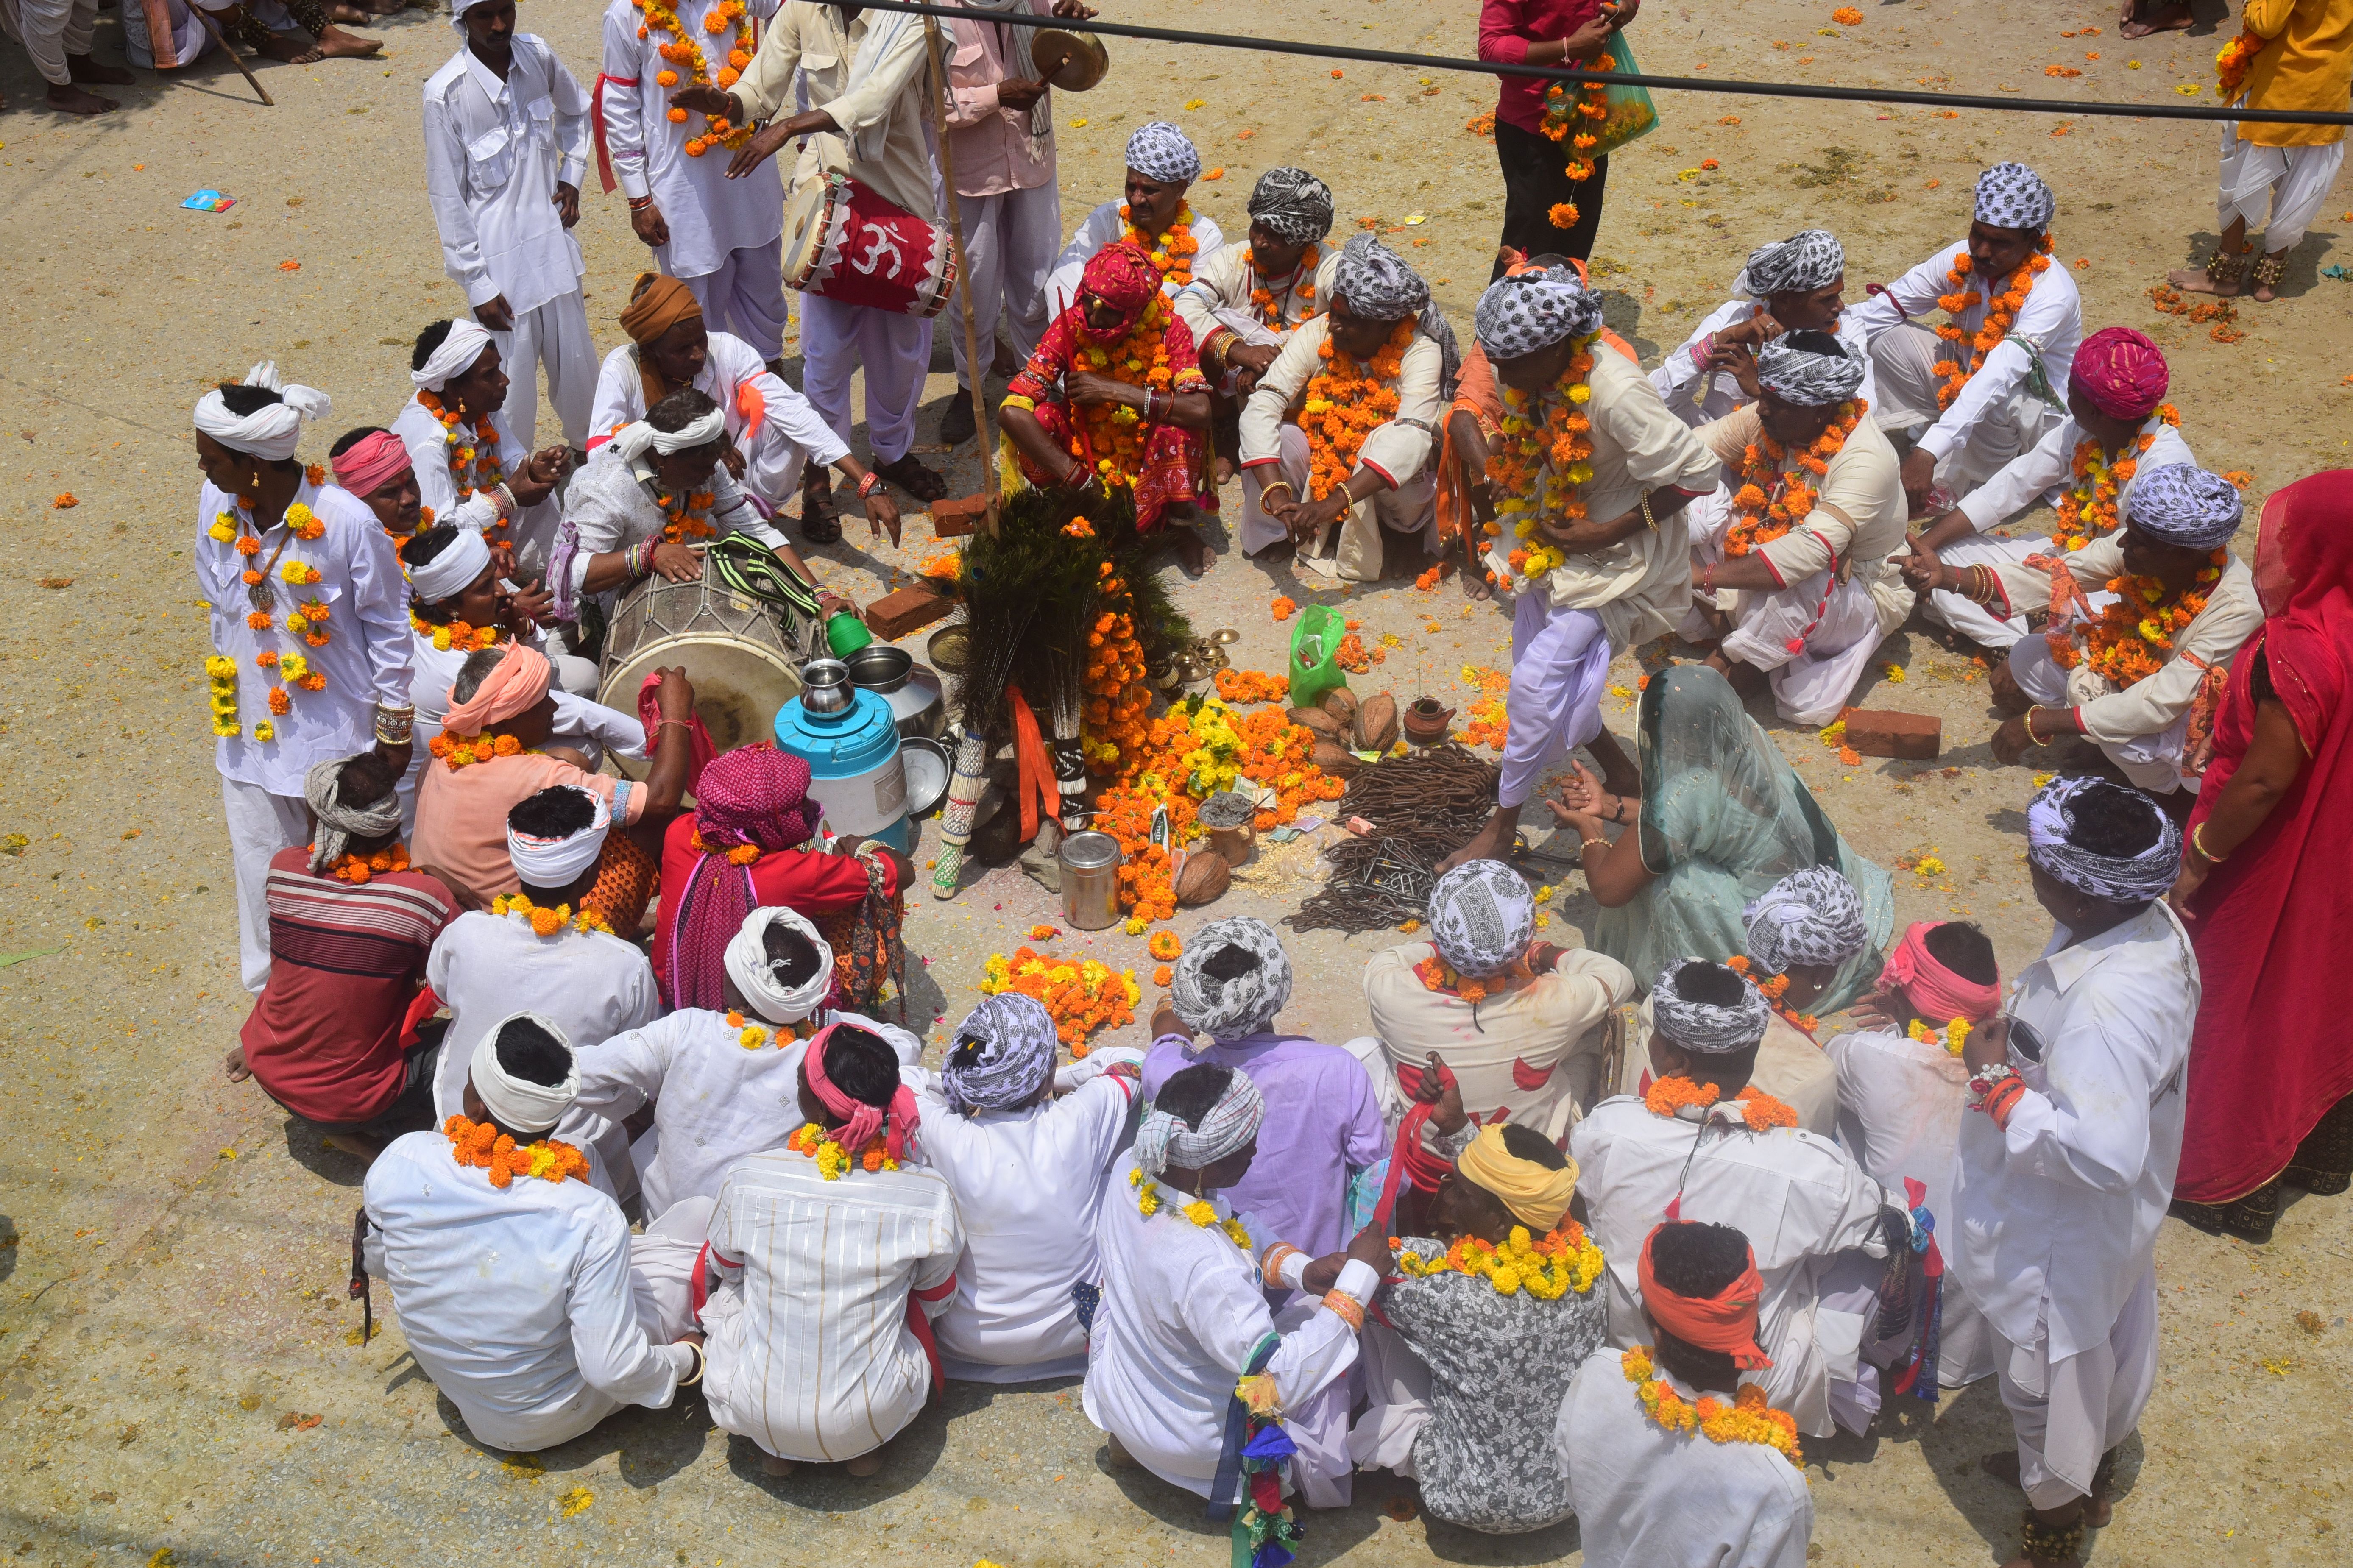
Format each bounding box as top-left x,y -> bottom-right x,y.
1,0 -> 2347,1564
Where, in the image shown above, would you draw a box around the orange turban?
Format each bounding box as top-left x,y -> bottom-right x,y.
442,643 -> 552,738
618,272 -> 703,347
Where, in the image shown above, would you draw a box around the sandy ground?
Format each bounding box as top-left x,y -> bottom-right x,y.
3,0 -> 2350,1563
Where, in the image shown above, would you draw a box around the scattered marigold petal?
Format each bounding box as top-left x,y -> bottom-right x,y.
277,260 -> 301,271
51,493 -> 78,509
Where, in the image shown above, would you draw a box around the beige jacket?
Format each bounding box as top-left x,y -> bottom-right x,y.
733,2 -> 939,220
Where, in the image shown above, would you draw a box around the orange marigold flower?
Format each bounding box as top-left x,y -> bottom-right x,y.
1270,596 -> 1297,621
1547,201 -> 1580,229
1149,930 -> 1182,961
1153,964 -> 1174,987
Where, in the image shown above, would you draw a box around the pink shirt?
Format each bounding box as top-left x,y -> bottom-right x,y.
943,0 -> 1057,197
1478,0 -> 1607,136
411,750 -> 645,905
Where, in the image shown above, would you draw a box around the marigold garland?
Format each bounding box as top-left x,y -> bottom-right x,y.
2048,552 -> 2225,688
1121,201 -> 1200,288
431,731 -> 528,771
1246,244 -> 1318,326
655,483 -> 719,545
410,610 -> 505,654
1413,952 -> 1495,1006
1931,240 -> 2054,412
787,1120 -> 898,1179
980,944 -> 1140,1053
1908,1017 -> 1973,1057
2216,28 -> 2266,103
689,826 -> 764,866
1622,1346 -> 1802,1467
1130,1167 -> 1253,1249
1488,343 -> 1598,587
635,0 -> 755,158
1724,953 -> 1819,1034
1396,1221 -> 1605,1299
208,502 -> 329,737
2051,405 -> 2180,554
416,389 -> 507,531
1641,1073 -> 1799,1131
1723,401 -> 1867,558
1066,292 -> 1180,489
1302,318 -> 1413,501
444,1114 -> 591,1188
1536,51 -> 1627,226
315,842 -> 410,885
491,890 -> 613,938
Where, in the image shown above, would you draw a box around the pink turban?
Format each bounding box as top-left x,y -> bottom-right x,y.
442,643 -> 551,737
1877,922 -> 2002,1026
2071,327 -> 2169,421
331,430 -> 414,497
803,1021 -> 920,1165
665,744 -> 826,1013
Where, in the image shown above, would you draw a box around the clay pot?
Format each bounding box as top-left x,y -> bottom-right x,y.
1320,686 -> 1358,729
1355,693 -> 1400,752
1174,849 -> 1232,906
1287,705 -> 1344,740
1311,739 -> 1362,780
1403,699 -> 1456,746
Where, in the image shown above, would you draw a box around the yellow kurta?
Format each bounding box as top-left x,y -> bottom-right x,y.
2241,0 -> 2353,148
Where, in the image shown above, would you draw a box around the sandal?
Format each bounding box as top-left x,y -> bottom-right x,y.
872,454 -> 948,504
799,470 -> 842,546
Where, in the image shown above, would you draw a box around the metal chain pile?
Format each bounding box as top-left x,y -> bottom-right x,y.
1288,745 -> 1502,935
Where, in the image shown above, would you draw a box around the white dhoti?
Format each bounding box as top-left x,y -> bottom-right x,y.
2010,635 -> 2192,793
1499,594 -> 1612,809
1243,427 -> 1437,579
1919,532 -> 2042,649
947,183 -> 1061,388
1346,1318 -> 1432,1479
667,244 -> 791,365
1868,320 -> 2066,495
801,293 -> 934,467
221,775 -> 310,995
1273,1297 -> 1357,1509
630,1194 -> 716,1344
1993,1267 -> 2158,1510
493,290 -> 599,452
1720,571 -> 1890,727
2218,125 -> 2348,255
0,0 -> 96,85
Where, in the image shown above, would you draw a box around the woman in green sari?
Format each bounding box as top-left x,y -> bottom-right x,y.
1545,664 -> 1893,1013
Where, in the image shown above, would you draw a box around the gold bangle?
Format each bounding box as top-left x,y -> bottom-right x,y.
1638,491 -> 1658,532
2193,821 -> 2228,863
2023,707 -> 2058,747
1580,836 -> 1609,855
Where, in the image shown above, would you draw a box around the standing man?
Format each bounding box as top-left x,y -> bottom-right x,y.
672,3 -> 952,528
0,0 -> 134,114
596,0 -> 790,368
1952,778 -> 2196,1568
1476,0 -> 1641,273
424,0 -> 598,456
194,365 -> 415,996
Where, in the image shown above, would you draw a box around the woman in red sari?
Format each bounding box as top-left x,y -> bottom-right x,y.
999,242 -> 1215,571
2169,470 -> 2353,1242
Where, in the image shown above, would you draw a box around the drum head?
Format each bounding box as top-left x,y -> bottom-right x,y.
780,172 -> 836,286
1030,28 -> 1109,91
598,568 -> 808,779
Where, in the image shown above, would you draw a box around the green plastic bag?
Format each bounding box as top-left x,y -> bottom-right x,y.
1287,604 -> 1349,709
1539,31 -> 1659,161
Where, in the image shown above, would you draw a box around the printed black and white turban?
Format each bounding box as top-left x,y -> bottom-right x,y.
2124,462 -> 2243,551
1124,121 -> 1200,184
940,993 -> 1062,1114
1428,859 -> 1536,978
303,757 -> 403,875
1735,229 -> 1845,298
1473,265 -> 1605,359
1742,866 -> 1869,975
1974,161 -> 2055,231
1651,961 -> 1771,1056
1755,333 -> 1866,407
1336,233 -> 1464,393
1171,916 -> 1294,1042
1247,167 -> 1334,245
2026,777 -> 2182,906
1135,1067 -> 1266,1178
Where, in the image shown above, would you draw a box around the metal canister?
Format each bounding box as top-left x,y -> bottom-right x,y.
1057,830 -> 1124,930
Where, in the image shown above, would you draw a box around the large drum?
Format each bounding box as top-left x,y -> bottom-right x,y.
781,171 -> 956,318
598,561 -> 808,778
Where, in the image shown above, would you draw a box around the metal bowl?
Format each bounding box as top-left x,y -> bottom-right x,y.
846,645 -> 947,739
899,736 -> 952,816
926,623 -> 970,675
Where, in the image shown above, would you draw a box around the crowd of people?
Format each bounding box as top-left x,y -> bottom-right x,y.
131,3 -> 2353,1567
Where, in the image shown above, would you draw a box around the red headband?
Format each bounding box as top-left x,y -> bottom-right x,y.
1638,1225 -> 1773,1370
331,429 -> 413,497
803,1022 -> 920,1164
1877,922 -> 2001,1026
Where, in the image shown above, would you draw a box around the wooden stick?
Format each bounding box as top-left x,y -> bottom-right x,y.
923,16 -> 1000,538
192,8 -> 276,107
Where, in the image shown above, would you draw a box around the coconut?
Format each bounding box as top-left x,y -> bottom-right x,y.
1355,693 -> 1400,752
1311,739 -> 1362,779
1320,686 -> 1358,729
1287,705 -> 1343,740
1174,848 -> 1231,906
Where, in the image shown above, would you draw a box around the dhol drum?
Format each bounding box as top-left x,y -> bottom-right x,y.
598,559 -> 811,778
781,171 -> 956,318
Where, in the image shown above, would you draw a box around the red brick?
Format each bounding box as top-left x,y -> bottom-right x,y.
928,493 -> 991,538
865,586 -> 956,642
1843,708 -> 1942,760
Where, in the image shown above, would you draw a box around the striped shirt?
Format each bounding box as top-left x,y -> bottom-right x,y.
239,849 -> 456,1124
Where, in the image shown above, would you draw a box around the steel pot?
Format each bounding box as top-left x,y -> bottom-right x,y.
1058,829 -> 1124,930
844,644 -> 946,739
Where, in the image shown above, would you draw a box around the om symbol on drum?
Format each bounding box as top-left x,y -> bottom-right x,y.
850,222 -> 906,281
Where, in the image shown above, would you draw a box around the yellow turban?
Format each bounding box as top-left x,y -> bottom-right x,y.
1456,1123 -> 1579,1234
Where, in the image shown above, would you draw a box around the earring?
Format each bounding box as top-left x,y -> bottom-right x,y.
251,471 -> 262,491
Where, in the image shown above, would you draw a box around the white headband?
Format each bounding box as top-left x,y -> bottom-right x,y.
506,787 -> 611,888
610,408 -> 728,463
412,319 -> 497,392
406,526 -> 493,605
724,907 -> 835,1025
469,1011 -> 579,1134
192,361 -> 332,462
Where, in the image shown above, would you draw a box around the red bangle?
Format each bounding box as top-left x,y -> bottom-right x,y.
1982,1078 -> 2027,1129
856,469 -> 882,498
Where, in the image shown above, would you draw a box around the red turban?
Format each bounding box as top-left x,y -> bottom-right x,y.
1077,242 -> 1161,335
2071,326 -> 2169,421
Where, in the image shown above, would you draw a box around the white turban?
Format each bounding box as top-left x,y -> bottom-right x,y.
724,908 -> 835,1025
470,1012 -> 579,1134
506,786 -> 611,888
192,362 -> 332,462
1124,121 -> 1200,184
411,319 -> 497,392
449,0 -> 503,32
610,408 -> 728,463
406,526 -> 493,605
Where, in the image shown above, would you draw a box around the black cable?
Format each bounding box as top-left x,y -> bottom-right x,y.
849,0 -> 2353,128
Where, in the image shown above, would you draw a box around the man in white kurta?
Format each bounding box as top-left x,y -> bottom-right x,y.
912,994 -> 1142,1383
1845,162 -> 2080,513
1570,960 -> 1893,1438
362,1016 -> 698,1452
1910,327 -> 2193,651
1952,777 -> 2195,1531
1688,332 -> 1913,727
392,319 -> 567,580
1652,227 -> 1876,428
597,0 -> 789,362
193,368 -> 413,994
1045,120 -> 1227,318
423,1 -> 598,454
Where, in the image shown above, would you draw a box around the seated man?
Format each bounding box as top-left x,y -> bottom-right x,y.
586,273 -> 899,542
1000,244 -> 1216,573
227,752 -> 458,1164
1085,1063 -> 1386,1540
548,387 -> 861,631
1653,228 -> 1871,428
1361,857 -> 1635,1143
700,1021 -> 960,1477
1555,1221 -> 1812,1568
393,320 -> 567,573
424,787 -> 662,1193
1907,462 -> 2261,805
361,1013 -> 704,1452
327,427 -> 424,540
1173,167 -> 1339,482
1687,331 -> 1913,727
1907,327 -> 2190,652
121,0 -> 377,75
912,994 -> 1143,1383
411,642 -> 696,907
1045,120 -> 1226,316
1728,865 -> 1883,1137
1824,919 -> 2004,1393
1349,1068 -> 1608,1536
1570,960 -> 1896,1439
1239,234 -> 1461,581
1845,162 -> 2080,516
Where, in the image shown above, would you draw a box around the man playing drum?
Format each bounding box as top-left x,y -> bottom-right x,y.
672,3 -> 953,535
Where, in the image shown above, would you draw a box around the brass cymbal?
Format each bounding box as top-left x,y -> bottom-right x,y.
1029,27 -> 1110,92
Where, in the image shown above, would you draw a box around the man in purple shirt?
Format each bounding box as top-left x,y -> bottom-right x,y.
1476,0 -> 1642,273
